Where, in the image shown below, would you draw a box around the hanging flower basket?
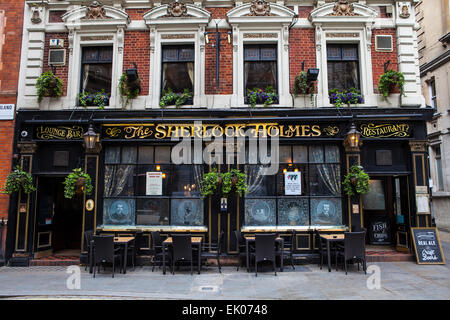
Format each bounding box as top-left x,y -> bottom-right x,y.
63,168 -> 93,199
221,169 -> 248,197
1,166 -> 36,194
342,165 -> 370,196
35,71 -> 63,103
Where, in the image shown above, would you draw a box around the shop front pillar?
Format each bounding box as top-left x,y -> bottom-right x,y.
344,142 -> 362,231
80,126 -> 101,265
409,141 -> 432,227
10,142 -> 37,266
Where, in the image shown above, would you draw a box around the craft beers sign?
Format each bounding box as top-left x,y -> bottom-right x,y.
411,228 -> 445,265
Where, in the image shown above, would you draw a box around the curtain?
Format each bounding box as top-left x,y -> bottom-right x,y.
82,64 -> 90,92
187,62 -> 194,89
270,61 -> 277,89
245,165 -> 266,195
244,62 -> 250,91
311,147 -> 341,196
349,61 -> 359,89
104,165 -> 134,197
162,63 -> 169,92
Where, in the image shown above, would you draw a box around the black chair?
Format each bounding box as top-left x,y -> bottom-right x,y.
92,235 -> 122,278
314,229 -> 336,270
172,234 -> 194,275
251,234 -> 277,277
151,231 -> 171,272
84,230 -> 94,271
276,230 -> 296,270
201,231 -> 225,273
336,231 -> 367,275
126,231 -> 143,270
235,230 -> 249,271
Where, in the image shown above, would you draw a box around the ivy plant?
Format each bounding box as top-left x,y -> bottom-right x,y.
63,168 -> 93,199
378,69 -> 405,101
342,165 -> 370,196
200,169 -> 221,198
159,88 -> 193,107
293,71 -> 315,106
221,169 -> 248,197
2,166 -> 36,194
118,73 -> 140,109
35,71 -> 63,103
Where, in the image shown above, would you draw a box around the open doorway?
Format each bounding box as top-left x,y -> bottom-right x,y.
34,177 -> 83,257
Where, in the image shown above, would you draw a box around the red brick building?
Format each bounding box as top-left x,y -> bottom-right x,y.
5,1 -> 435,266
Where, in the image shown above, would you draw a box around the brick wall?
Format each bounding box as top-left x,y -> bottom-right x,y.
123,31 -> 150,95
0,1 -> 24,220
371,29 -> 398,93
48,10 -> 66,23
289,28 -> 316,94
298,6 -> 314,18
126,8 -> 147,20
43,33 -> 69,96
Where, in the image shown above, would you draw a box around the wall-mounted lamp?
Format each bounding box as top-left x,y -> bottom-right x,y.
125,62 -> 141,94
307,68 -> 320,82
83,124 -> 102,153
344,123 -> 362,149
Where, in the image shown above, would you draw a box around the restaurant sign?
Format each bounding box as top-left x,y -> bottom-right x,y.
359,123 -> 411,138
35,125 -> 84,140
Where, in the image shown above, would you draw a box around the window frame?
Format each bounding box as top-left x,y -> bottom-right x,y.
326,43 -> 361,92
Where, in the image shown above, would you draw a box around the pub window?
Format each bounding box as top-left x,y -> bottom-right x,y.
327,44 -> 360,91
244,44 -> 278,94
80,46 -> 113,106
161,45 -> 194,97
428,78 -> 437,108
433,145 -> 444,191
244,144 -> 342,227
103,145 -> 204,227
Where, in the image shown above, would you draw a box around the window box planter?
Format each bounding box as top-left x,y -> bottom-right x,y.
245,87 -> 279,107
159,88 -> 193,108
329,88 -> 364,108
78,90 -> 110,110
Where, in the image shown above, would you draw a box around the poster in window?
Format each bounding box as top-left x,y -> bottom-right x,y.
171,199 -> 204,226
146,172 -> 162,195
103,199 -> 135,225
416,194 -> 430,214
245,199 -> 276,226
284,172 -> 302,195
278,199 -> 309,226
311,198 -> 342,226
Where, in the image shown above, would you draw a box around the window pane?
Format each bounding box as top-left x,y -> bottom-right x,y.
309,164 -> 341,196
279,146 -> 292,163
105,146 -> 120,164
171,199 -> 204,226
104,165 -> 135,197
245,199 -> 276,226
136,164 -> 169,196
122,146 -> 137,164
171,165 -> 202,197
309,146 -> 323,163
82,63 -> 112,94
103,199 -> 136,226
162,62 -> 194,93
325,145 -> 340,163
155,146 -> 171,164
293,146 -> 308,163
362,180 -> 386,210
278,198 -> 309,226
136,199 -> 169,225
244,61 -> 277,91
310,198 -> 342,226
277,164 -> 308,196
245,165 -> 276,196
138,146 -> 154,164
327,61 -> 359,91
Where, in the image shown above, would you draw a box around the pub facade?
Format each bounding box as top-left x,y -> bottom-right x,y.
6,0 -> 433,265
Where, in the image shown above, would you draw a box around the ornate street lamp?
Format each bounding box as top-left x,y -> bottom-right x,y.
344,123 -> 362,149
83,124 -> 101,153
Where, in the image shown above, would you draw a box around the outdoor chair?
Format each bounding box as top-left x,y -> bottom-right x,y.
335,231 -> 367,275
251,233 -> 277,277
276,229 -> 296,270
201,231 -> 225,273
235,230 -> 250,271
92,235 -> 122,278
84,230 -> 94,271
314,229 -> 337,270
126,231 -> 143,270
172,234 -> 194,275
151,231 -> 171,272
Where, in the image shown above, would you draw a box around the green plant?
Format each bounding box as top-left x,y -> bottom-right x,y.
329,88 -> 364,108
78,90 -> 110,110
159,88 -> 193,107
2,166 -> 36,194
378,69 -> 405,101
200,168 -> 221,198
118,73 -> 140,109
342,165 -> 370,196
246,86 -> 278,107
221,169 -> 248,197
35,71 -> 63,103
63,168 -> 93,199
294,71 -> 315,106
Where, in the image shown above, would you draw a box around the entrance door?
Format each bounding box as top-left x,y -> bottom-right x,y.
34,177 -> 83,257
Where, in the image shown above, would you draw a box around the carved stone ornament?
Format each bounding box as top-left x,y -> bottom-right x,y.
31,6 -> 42,24
249,0 -> 271,16
166,1 -> 188,17
86,1 -> 107,20
329,0 -> 357,16
399,5 -> 410,19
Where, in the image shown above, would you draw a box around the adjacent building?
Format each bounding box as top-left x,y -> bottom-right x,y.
5,0 -> 433,266
417,0 -> 450,230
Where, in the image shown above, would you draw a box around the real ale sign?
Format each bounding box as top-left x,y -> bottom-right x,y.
284,172 -> 301,195
411,228 -> 445,265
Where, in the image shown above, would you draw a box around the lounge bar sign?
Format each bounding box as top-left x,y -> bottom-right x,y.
102,123 -> 342,140
360,123 -> 411,138
35,125 -> 84,140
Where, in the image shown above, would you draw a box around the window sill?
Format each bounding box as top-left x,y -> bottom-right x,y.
241,225 -> 348,232
98,225 -> 208,232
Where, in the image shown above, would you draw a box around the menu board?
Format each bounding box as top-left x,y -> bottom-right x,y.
411,228 -> 445,265
369,216 -> 391,245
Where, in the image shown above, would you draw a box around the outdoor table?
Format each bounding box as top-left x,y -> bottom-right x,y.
244,236 -> 284,272
89,236 -> 135,274
320,234 -> 345,272
162,236 -> 203,275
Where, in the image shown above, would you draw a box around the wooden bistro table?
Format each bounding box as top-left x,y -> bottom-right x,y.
162,236 -> 203,275
320,234 -> 345,272
89,236 -> 135,274
245,236 -> 284,272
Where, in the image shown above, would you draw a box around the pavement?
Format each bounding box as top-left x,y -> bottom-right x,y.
0,232 -> 448,300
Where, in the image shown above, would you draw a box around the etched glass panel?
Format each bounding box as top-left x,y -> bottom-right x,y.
278,198 -> 309,226
244,199 -> 276,226
170,199 -> 204,226
310,198 -> 342,226
103,199 -> 136,226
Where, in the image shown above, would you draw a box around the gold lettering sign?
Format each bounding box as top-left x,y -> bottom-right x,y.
360,124 -> 410,138
36,126 -> 84,140
103,123 -> 324,140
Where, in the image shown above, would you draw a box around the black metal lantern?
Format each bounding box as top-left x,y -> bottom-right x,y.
307,68 -> 320,82
83,124 -> 100,152
344,123 -> 362,148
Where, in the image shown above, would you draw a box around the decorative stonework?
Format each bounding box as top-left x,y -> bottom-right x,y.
165,1 -> 188,17
399,4 -> 410,19
243,33 -> 278,39
161,34 -> 195,39
325,32 -> 359,38
31,5 -> 42,24
329,0 -> 358,16
249,0 -> 271,16
86,1 -> 107,20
